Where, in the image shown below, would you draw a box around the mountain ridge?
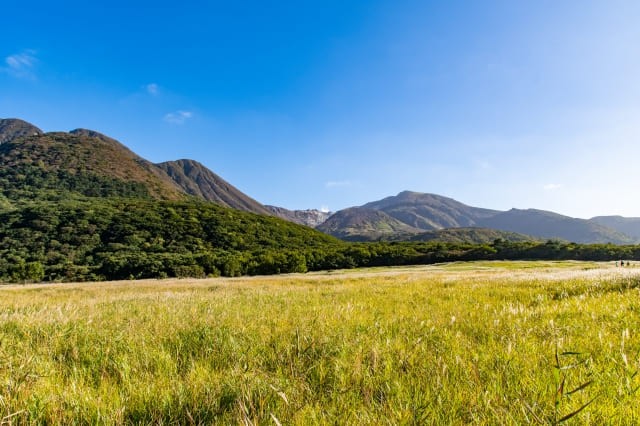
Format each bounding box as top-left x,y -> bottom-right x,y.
321,192 -> 637,244
2,117 -> 639,244
590,216 -> 640,240
156,159 -> 271,215
0,119 -> 280,215
476,208 -> 635,244
0,117 -> 350,282
362,191 -> 499,230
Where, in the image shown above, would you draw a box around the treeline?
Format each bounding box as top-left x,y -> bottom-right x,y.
2,198 -> 640,283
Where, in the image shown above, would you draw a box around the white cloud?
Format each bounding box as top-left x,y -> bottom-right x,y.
543,183 -> 562,191
164,110 -> 193,125
3,50 -> 37,79
325,180 -> 353,188
320,205 -> 330,213
146,83 -> 159,95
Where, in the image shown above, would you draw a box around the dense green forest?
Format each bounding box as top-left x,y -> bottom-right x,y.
1,197 -> 640,283
2,127 -> 640,283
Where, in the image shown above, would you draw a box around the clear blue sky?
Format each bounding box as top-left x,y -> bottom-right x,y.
2,1 -> 639,218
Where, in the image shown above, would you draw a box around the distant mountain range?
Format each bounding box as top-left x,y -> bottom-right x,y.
2,117 -> 640,245
590,216 -> 640,240
318,190 -> 638,244
477,208 -> 634,244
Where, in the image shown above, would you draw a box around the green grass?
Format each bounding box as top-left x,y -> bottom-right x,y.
1,261 -> 639,424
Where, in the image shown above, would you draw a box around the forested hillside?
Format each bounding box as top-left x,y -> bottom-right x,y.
0,199 -> 343,281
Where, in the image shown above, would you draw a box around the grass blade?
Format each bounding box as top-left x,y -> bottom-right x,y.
557,397 -> 597,423
566,380 -> 593,396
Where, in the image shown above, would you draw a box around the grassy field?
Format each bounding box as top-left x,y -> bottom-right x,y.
1,260 -> 639,424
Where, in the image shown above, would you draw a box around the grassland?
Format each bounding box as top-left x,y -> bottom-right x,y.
1,261 -> 639,424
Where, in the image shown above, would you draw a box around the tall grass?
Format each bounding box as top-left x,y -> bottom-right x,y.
0,261 -> 639,424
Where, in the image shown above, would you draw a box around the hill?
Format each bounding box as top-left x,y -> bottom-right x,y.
362,190 -> 499,230
0,131 -> 186,201
0,120 -> 275,216
316,207 -> 422,241
0,198 -> 344,281
321,191 -> 636,244
477,208 -> 635,244
0,118 -> 43,144
408,227 -> 537,244
156,159 -> 271,215
0,132 -> 184,200
590,216 -> 640,240
0,118 -> 352,282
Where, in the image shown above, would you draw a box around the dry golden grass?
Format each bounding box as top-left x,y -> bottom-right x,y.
1,260 -> 639,424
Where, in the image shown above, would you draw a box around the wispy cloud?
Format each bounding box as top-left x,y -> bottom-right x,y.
543,183 -> 562,191
3,50 -> 38,79
325,180 -> 353,188
146,83 -> 159,95
164,110 -> 193,125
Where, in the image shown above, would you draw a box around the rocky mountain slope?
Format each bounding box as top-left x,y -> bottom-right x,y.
265,205 -> 331,227
156,159 -> 272,215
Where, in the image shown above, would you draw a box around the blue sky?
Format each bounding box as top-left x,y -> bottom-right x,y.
2,1 -> 639,218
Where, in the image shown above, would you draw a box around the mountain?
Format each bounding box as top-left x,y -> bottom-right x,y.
0,118 -> 348,282
590,216 -> 640,240
321,191 -> 637,244
316,207 -> 422,241
0,120 -> 277,216
265,205 -> 331,228
156,159 -> 271,215
0,118 -> 43,144
477,208 -> 635,244
408,227 -> 537,244
0,130 -> 185,201
363,191 -> 499,230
